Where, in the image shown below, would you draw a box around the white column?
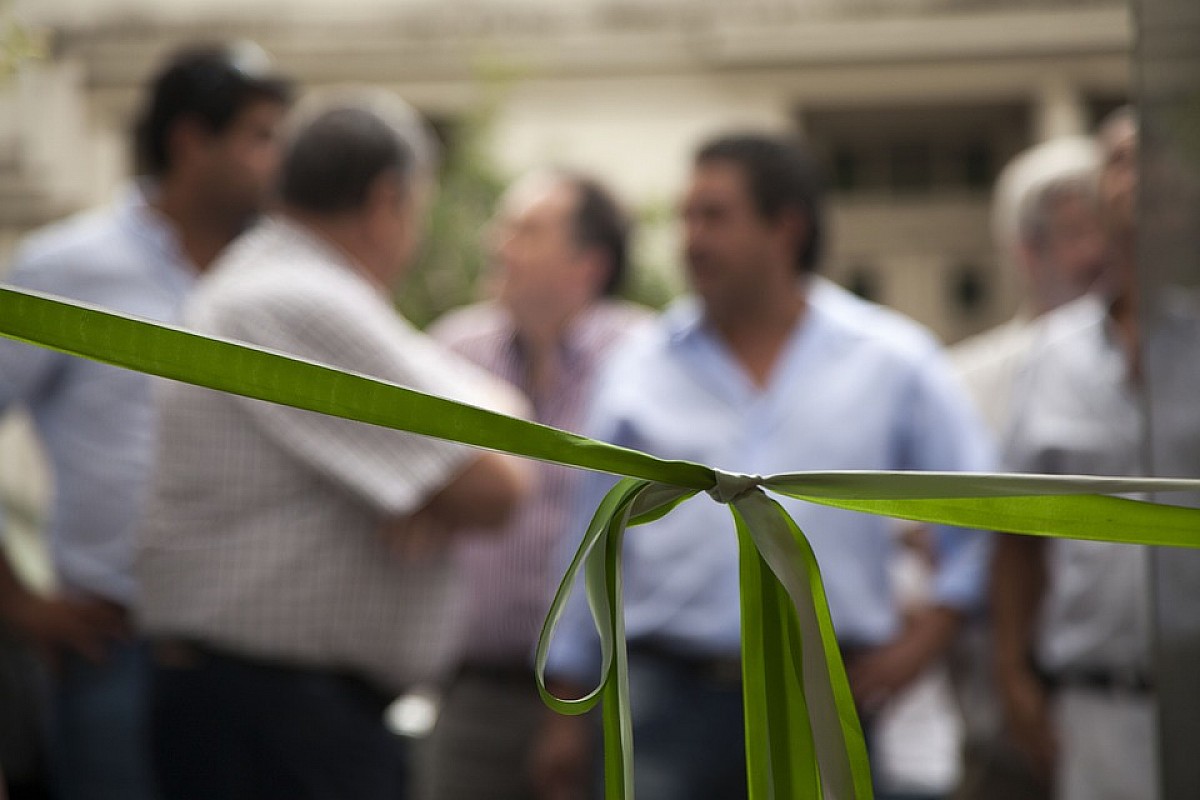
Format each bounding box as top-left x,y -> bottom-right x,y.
1033,76 -> 1088,141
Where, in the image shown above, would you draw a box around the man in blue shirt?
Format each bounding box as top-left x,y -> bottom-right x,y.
0,44 -> 290,799
535,133 -> 992,800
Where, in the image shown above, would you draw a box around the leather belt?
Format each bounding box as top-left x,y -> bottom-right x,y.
628,639 -> 880,690
628,640 -> 744,687
457,660 -> 536,685
149,636 -> 398,710
1038,662 -> 1154,694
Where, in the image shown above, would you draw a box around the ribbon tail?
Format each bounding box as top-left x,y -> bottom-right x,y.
734,503 -> 820,799
732,489 -> 874,800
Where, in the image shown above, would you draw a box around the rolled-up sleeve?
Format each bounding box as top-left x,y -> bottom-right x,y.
0,258 -> 70,413
902,354 -> 997,611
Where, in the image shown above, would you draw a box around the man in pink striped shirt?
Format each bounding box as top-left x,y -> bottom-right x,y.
426,169 -> 649,800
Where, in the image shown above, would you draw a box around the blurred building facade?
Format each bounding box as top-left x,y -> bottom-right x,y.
3,0 -> 1129,341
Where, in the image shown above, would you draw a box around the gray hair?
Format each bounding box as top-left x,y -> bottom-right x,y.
280,87 -> 437,215
992,136 -> 1100,259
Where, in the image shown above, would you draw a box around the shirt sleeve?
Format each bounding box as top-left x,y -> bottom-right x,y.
899,351 -> 997,612
999,351 -> 1050,475
215,286 -> 515,517
0,255 -> 71,413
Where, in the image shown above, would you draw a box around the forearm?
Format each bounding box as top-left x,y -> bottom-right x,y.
989,532 -> 1056,774
849,603 -> 964,712
420,452 -> 534,530
990,533 -> 1046,681
905,603 -> 965,667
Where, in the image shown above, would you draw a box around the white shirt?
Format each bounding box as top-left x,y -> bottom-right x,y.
137,218 -> 517,692
1006,292 -> 1200,673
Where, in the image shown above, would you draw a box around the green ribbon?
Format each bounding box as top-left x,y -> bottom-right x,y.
3,284 -> 1200,799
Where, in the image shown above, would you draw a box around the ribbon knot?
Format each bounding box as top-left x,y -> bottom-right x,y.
707,470 -> 762,504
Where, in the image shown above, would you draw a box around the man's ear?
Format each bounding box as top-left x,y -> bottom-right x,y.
366,171 -> 402,211
577,245 -> 613,299
165,115 -> 212,175
775,206 -> 810,263
365,170 -> 425,267
1014,239 -> 1041,286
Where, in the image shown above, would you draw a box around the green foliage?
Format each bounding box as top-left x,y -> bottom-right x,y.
396,108 -> 509,330
625,197 -> 683,311
0,1 -> 45,81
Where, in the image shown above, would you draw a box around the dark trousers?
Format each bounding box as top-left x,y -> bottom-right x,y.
621,646 -> 749,800
150,641 -> 406,800
620,644 -> 921,800
51,639 -> 157,800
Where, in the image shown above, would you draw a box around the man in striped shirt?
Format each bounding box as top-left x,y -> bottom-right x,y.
426,170 -> 649,800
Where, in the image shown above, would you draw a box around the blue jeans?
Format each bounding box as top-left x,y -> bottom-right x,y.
150,641 -> 407,800
620,648 -> 748,800
617,647 -> 917,800
50,639 -> 157,800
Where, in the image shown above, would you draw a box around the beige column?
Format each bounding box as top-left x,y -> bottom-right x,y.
1033,76 -> 1088,141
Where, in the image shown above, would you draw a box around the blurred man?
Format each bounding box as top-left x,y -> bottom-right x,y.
992,108 -> 1196,800
953,136 -> 1106,433
949,135 -> 1105,800
424,170 -> 648,800
536,132 -> 993,800
0,43 -> 290,800
136,90 -> 531,800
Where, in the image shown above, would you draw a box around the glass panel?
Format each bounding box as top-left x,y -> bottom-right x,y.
1137,0 -> 1200,795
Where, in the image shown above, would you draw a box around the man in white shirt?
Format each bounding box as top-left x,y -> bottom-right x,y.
949,135 -> 1106,800
992,108 -> 1193,800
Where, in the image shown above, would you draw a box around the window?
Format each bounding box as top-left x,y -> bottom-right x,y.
846,264 -> 882,303
889,141 -> 933,193
950,264 -> 988,316
962,141 -> 993,190
799,102 -> 1029,197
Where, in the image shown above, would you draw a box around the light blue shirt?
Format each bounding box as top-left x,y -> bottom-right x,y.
547,278 -> 994,684
0,187 -> 195,605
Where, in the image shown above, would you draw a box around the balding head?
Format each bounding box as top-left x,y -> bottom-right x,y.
280,88 -> 437,217
279,89 -> 439,286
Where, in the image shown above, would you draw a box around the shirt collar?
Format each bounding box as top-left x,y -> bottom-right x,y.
115,181 -> 199,287
661,281 -> 819,350
269,215 -> 395,299
661,295 -> 706,348
501,301 -> 617,366
118,182 -> 181,258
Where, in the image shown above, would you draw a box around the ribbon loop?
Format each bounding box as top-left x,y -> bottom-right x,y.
707,470 -> 763,504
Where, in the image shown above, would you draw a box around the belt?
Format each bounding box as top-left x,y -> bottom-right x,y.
628,639 -> 880,689
1038,662 -> 1154,694
150,636 -> 398,711
628,640 -> 743,687
457,660 -> 536,685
